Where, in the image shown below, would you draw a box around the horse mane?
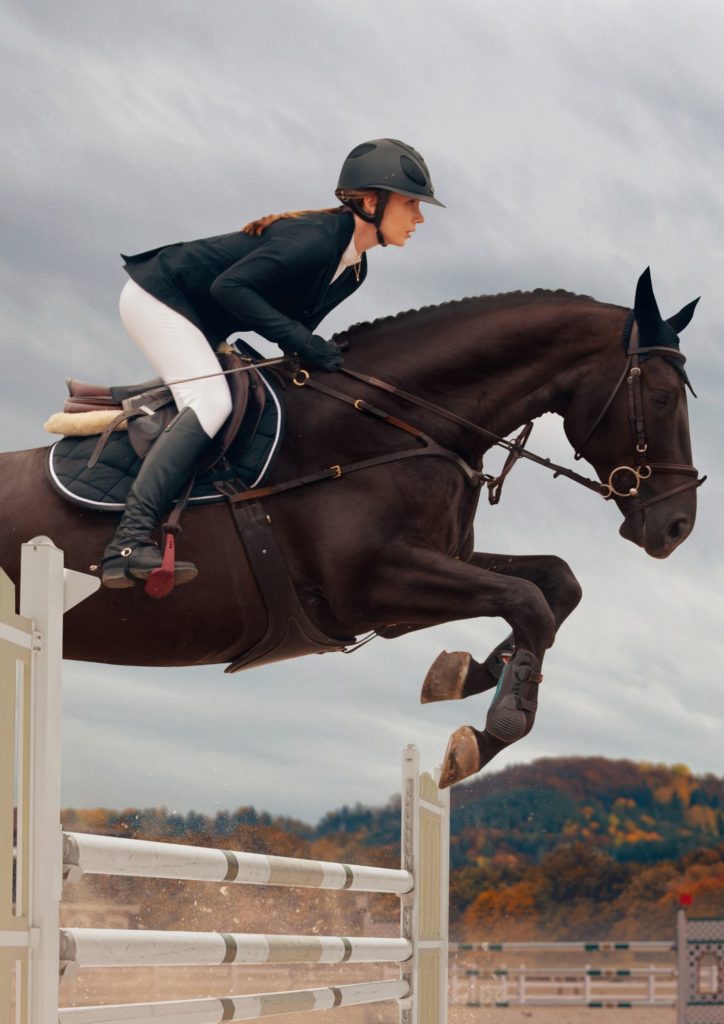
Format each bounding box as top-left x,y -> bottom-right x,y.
334,288 -> 605,343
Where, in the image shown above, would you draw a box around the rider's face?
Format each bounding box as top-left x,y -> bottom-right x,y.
379,192 -> 425,247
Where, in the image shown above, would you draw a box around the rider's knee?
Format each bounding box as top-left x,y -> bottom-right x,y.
184,381 -> 233,438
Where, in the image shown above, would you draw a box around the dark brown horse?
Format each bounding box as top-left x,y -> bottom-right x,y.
0,269 -> 701,785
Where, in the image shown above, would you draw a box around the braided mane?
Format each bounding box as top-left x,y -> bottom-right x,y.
334,288 -> 606,343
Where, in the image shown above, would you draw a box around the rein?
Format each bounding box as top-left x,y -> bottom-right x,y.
337,367 -> 607,503
335,313 -> 704,511
217,312 -> 704,512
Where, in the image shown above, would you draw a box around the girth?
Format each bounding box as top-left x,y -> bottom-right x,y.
223,500 -> 352,673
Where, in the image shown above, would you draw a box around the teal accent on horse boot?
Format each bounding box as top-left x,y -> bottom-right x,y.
482,633 -> 515,689
484,647 -> 542,744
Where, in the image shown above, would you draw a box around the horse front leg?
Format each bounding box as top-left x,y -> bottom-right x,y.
422,552 -> 582,704
352,548 -> 558,788
425,553 -> 581,788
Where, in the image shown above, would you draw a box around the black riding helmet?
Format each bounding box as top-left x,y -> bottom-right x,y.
335,138 -> 445,246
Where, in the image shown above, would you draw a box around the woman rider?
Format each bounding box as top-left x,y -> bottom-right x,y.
101,138 -> 444,589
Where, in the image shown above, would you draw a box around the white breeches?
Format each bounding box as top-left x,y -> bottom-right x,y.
119,279 -> 232,439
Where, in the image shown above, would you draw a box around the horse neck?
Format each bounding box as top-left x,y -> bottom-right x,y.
351,297 -> 628,451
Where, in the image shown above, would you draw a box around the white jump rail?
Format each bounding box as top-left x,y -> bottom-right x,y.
57,979 -> 411,1024
453,939 -> 676,953
59,930 -> 413,968
1,538 -> 449,1024
451,963 -> 677,1008
62,832 -> 414,893
451,925 -> 724,1015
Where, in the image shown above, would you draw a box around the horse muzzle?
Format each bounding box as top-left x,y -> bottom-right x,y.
617,470 -> 702,558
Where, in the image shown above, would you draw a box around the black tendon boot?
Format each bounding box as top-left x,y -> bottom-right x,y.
101,407 -> 210,589
439,648 -> 542,788
484,647 -> 542,744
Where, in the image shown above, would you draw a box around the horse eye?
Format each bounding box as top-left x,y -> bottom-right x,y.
651,390 -> 670,408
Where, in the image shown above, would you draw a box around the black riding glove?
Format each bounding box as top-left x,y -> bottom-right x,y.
293,335 -> 344,373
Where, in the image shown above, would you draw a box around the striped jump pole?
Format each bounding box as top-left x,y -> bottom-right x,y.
62,832 -> 414,894
1,539 -> 450,1024
57,980 -> 411,1024
58,930 -> 413,968
58,744 -> 448,1023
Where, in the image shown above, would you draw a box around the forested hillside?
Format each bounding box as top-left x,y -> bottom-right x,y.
62,756 -> 724,940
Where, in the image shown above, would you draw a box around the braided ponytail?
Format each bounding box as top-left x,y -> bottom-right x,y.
241,206 -> 345,236
241,189 -> 379,236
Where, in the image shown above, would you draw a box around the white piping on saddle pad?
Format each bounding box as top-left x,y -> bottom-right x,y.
47,370 -> 283,511
247,369 -> 283,488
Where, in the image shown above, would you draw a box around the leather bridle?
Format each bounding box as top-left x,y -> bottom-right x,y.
571,318 -> 704,518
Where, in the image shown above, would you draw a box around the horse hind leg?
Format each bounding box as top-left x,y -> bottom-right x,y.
420,633 -> 514,703
438,647 -> 542,788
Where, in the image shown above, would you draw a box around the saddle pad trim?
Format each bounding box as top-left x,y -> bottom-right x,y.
46,440 -> 224,511
247,370 -> 283,489
46,369 -> 283,512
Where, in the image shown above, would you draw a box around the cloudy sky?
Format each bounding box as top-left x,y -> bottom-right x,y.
2,0 -> 722,823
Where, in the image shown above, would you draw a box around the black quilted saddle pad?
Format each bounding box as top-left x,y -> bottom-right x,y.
47,370 -> 283,511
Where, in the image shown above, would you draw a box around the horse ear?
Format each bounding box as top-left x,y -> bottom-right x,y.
634,268 -> 663,345
667,297 -> 700,335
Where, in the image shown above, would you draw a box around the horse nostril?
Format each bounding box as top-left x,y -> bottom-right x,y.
668,516 -> 690,541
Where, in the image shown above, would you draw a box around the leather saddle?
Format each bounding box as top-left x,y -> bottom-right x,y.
64,348 -> 264,473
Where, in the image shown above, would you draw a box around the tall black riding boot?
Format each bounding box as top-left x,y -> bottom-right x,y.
101,406 -> 210,588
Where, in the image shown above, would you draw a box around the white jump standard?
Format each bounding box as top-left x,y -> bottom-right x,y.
1,538 -> 449,1024
677,908 -> 724,1024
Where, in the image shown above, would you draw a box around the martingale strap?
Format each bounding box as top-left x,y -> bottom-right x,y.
216,371 -> 484,506
339,367 -> 608,498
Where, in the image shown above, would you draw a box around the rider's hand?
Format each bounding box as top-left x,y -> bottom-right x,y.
296,335 -> 344,373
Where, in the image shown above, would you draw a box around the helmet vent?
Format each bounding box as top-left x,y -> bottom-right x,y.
400,155 -> 426,186
348,142 -> 377,159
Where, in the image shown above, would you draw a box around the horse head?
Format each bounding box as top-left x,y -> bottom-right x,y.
564,269 -> 702,558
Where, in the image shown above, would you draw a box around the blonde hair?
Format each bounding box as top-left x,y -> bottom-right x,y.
241,189 -> 378,236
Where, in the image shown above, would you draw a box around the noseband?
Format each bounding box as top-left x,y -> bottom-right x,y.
573,317 -> 705,517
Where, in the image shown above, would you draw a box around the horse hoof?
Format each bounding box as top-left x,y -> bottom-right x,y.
421,651 -> 472,703
438,726 -> 481,788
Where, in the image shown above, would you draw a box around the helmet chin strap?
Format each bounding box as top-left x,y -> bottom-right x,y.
342,190 -> 390,247
372,190 -> 389,247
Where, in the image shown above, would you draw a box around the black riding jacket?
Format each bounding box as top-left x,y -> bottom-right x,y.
122,210 -> 367,350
